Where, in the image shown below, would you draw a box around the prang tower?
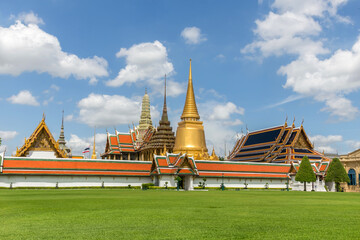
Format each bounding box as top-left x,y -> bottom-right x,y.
173,59 -> 208,159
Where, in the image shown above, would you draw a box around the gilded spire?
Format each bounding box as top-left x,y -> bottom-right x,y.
138,88 -> 153,130
181,59 -> 200,120
161,74 -> 169,123
91,128 -> 97,159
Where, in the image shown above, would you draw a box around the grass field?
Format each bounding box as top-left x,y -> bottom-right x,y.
1,189 -> 360,239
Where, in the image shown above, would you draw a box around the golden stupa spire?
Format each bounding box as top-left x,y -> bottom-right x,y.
181,59 -> 200,120
91,127 -> 97,159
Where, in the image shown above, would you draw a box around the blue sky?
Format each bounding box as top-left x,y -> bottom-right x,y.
1,0 -> 360,156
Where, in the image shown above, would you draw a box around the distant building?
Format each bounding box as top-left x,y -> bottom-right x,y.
340,150 -> 360,192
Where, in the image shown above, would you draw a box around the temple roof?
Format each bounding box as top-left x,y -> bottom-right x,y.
229,123 -> 327,164
151,153 -> 291,179
102,129 -> 138,156
2,157 -> 151,177
142,76 -> 175,151
16,116 -> 68,158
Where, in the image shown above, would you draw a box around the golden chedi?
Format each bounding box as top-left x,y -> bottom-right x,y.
173,59 -> 209,160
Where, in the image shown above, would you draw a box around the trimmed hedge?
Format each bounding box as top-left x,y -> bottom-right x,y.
148,186 -> 177,190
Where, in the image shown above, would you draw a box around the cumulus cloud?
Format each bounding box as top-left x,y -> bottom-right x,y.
13,11 -> 44,25
0,18 -> 108,83
64,114 -> 74,122
309,134 -> 343,153
181,27 -> 207,45
0,131 -> 18,140
7,90 -> 39,106
279,39 -> 360,120
106,41 -> 177,89
77,93 -> 159,127
198,100 -> 245,156
209,102 -> 245,120
244,0 -> 355,121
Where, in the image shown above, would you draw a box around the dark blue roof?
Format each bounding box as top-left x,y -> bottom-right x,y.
243,128 -> 282,146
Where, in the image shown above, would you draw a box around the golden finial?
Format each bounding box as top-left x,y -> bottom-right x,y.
42,112 -> 46,121
161,144 -> 167,156
301,118 -> 304,127
180,59 -> 200,120
285,115 -> 288,127
91,127 -> 97,159
292,116 -> 295,128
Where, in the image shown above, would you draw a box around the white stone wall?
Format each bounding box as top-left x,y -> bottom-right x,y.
157,175 -> 176,188
26,151 -> 57,158
194,177 -> 288,189
0,175 -> 152,188
290,176 -> 327,192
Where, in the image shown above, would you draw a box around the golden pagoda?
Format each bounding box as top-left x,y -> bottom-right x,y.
173,59 -> 209,159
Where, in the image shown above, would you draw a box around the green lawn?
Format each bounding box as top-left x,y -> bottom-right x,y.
1,189 -> 359,239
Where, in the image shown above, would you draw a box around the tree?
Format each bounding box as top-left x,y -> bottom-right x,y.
0,137 -> 2,146
325,158 -> 350,192
295,156 -> 316,191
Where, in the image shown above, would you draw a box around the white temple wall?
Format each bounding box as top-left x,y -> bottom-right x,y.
157,175 -> 176,188
194,177 -> 288,189
26,151 -> 57,159
0,175 -> 152,188
290,176 -> 327,192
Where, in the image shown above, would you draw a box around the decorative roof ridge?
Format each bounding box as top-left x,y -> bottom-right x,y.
16,117 -> 67,158
246,125 -> 285,134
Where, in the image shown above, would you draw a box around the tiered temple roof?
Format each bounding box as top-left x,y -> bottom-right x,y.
101,128 -> 138,159
150,153 -> 291,179
229,122 -> 330,163
141,76 -> 175,153
16,115 -> 68,158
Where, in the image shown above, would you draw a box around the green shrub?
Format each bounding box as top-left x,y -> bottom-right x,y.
142,183 -> 155,190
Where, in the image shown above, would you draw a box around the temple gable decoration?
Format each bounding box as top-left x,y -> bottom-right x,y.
16,116 -> 67,158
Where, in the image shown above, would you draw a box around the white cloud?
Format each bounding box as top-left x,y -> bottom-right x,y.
43,96 -> 54,106
50,84 -> 60,91
77,93 -> 160,127
272,0 -> 348,17
242,11 -> 327,57
198,100 -> 245,156
64,114 -> 74,122
14,11 -> 44,25
106,41 -> 175,87
309,134 -> 343,153
0,131 -> 18,140
264,95 -> 304,109
7,90 -> 39,106
346,140 -> 360,151
224,119 -> 243,126
0,19 -> 108,83
181,27 -> 207,45
209,102 -> 244,120
244,0 -> 355,121
279,38 -> 360,120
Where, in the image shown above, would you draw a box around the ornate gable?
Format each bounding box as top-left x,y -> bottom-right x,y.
293,127 -> 313,149
16,117 -> 67,158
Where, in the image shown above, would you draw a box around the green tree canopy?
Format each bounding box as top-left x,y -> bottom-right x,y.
325,158 -> 349,183
295,156 -> 316,183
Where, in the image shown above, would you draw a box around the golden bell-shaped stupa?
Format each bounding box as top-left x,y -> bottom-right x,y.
173,59 -> 209,159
